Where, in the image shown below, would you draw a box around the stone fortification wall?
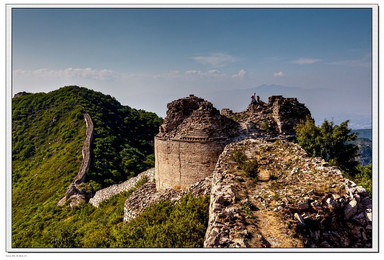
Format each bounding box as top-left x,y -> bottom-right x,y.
57,113 -> 94,206
155,137 -> 224,190
89,168 -> 155,207
75,113 -> 94,184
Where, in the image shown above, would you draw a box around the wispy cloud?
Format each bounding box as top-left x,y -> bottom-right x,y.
184,69 -> 226,78
14,67 -> 120,81
328,55 -> 371,68
232,69 -> 247,78
273,71 -> 284,77
191,52 -> 239,68
290,58 -> 321,65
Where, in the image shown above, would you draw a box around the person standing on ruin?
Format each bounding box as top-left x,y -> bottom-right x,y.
251,93 -> 256,104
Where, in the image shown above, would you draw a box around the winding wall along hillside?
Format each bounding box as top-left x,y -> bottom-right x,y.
57,113 -> 94,207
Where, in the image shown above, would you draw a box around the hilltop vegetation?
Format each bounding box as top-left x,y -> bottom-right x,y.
295,117 -> 372,196
13,86 -> 162,190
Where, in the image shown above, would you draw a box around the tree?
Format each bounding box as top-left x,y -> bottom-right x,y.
295,116 -> 359,175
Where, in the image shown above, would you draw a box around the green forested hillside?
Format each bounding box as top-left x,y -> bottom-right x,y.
12,86 -> 209,248
13,86 -> 163,191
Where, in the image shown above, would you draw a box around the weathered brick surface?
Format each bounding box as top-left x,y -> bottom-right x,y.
155,138 -> 224,190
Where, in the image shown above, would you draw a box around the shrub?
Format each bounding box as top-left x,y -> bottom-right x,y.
295,116 -> 359,175
241,159 -> 259,179
231,148 -> 247,164
355,164 -> 372,198
231,149 -> 258,179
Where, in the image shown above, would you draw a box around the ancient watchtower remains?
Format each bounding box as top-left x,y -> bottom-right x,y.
155,94 -> 311,191
154,95 -> 239,191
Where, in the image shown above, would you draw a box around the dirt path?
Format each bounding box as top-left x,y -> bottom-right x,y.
245,180 -> 304,248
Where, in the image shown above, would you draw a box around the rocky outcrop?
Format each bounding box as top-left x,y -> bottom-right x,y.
13,91 -> 31,98
89,168 -> 155,207
204,139 -> 372,248
57,113 -> 94,207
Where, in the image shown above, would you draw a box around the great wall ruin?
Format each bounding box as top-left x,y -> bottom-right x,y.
57,113 -> 94,207
58,95 -> 372,248
154,95 -> 239,191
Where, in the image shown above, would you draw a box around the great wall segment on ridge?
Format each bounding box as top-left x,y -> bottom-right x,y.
57,94 -> 372,248
150,94 -> 371,248
57,113 -> 94,207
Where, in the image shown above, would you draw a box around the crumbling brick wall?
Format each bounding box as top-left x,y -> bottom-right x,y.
155,137 -> 224,191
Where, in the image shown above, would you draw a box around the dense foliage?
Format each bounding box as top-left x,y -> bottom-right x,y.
355,164 -> 372,197
112,194 -> 210,248
295,116 -> 372,196
295,116 -> 359,174
11,86 -> 168,248
13,85 -> 162,190
13,179 -> 209,248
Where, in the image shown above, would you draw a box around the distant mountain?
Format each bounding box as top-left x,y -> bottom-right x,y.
351,137 -> 372,166
349,129 -> 372,166
353,128 -> 372,141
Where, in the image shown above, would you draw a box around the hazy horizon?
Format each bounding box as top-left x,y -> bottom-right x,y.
12,8 -> 373,129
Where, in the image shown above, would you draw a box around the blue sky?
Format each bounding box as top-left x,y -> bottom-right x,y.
12,8 -> 373,128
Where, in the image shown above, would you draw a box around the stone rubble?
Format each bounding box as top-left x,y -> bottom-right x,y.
204,139 -> 372,248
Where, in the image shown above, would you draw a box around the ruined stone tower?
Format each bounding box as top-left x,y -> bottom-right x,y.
155,94 -> 311,191
154,95 -> 239,191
